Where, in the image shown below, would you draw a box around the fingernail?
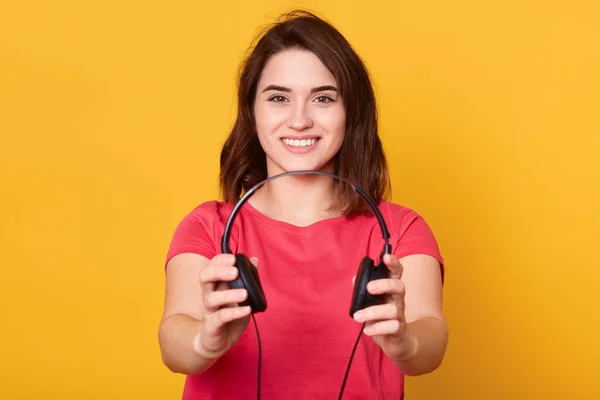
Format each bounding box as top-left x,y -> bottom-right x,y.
353,311 -> 365,322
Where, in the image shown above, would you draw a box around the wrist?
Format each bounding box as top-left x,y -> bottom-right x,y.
402,334 -> 420,361
391,330 -> 419,364
192,332 -> 221,361
389,317 -> 448,376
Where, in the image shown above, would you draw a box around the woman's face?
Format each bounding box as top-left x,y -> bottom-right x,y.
253,49 -> 346,175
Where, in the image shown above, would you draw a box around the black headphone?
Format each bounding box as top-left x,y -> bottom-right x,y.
221,170 -> 392,316
219,170 -> 393,399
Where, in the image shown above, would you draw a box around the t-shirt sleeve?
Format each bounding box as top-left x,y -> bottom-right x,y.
165,202 -> 219,266
392,208 -> 445,281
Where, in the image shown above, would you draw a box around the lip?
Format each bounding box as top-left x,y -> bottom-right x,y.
279,135 -> 321,140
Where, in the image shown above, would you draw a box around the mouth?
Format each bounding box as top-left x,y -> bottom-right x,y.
280,136 -> 320,148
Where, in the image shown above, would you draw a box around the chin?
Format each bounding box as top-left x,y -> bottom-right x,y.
270,158 -> 334,175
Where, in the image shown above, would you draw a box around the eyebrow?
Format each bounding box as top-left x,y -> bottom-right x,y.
261,84 -> 338,93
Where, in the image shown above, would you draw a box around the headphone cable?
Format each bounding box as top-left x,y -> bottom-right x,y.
252,318 -> 364,400
338,323 -> 365,399
252,314 -> 262,400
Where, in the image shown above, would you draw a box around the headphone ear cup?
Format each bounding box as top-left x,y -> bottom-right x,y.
227,254 -> 267,313
349,257 -> 374,317
349,256 -> 389,317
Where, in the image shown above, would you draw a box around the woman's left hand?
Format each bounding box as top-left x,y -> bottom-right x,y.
352,254 -> 418,363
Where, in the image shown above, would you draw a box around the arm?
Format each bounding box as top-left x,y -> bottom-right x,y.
393,254 -> 448,375
354,253 -> 448,376
158,253 -> 216,375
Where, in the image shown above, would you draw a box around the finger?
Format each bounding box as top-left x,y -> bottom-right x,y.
204,306 -> 252,334
352,275 -> 356,287
204,288 -> 248,311
213,253 -> 237,265
353,303 -> 404,323
250,257 -> 259,268
197,254 -> 236,290
383,254 -> 403,279
366,277 -> 405,299
363,319 -> 403,336
200,264 -> 239,286
200,265 -> 239,310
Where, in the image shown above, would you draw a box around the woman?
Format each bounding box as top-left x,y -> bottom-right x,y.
159,10 -> 448,399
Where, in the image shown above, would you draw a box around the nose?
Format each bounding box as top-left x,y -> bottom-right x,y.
286,103 -> 313,131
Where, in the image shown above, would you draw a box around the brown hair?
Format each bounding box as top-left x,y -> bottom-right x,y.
219,10 -> 391,216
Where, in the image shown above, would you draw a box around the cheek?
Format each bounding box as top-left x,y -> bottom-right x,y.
327,107 -> 346,142
253,104 -> 267,134
254,103 -> 284,136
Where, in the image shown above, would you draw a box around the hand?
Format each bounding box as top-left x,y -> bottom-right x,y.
352,254 -> 418,363
193,254 -> 258,361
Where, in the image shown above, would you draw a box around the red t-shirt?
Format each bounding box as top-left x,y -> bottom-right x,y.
166,200 -> 444,400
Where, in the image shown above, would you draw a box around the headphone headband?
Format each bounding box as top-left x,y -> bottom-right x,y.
220,170 -> 392,264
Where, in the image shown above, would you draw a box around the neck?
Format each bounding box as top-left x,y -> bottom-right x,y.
248,171 -> 341,227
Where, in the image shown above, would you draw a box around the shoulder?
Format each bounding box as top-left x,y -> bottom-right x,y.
377,201 -> 427,235
172,199 -> 240,241
166,200 -> 236,263
377,201 -> 444,265
170,199 -> 237,243
178,200 -> 235,226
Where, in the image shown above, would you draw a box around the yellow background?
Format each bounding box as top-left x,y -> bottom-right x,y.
1,0 -> 599,398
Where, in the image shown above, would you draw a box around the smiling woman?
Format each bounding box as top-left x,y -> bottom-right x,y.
158,9 -> 447,400
219,11 -> 389,217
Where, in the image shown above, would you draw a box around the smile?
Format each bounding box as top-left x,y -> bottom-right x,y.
281,137 -> 319,147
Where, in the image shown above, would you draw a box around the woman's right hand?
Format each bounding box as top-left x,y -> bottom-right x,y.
193,253 -> 257,361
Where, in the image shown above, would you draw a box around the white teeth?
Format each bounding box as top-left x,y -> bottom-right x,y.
282,138 -> 317,147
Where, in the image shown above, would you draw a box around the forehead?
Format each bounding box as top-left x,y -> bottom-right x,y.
257,49 -> 337,88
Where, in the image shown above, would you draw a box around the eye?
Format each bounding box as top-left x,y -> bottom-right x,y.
268,95 -> 288,102
314,95 -> 335,103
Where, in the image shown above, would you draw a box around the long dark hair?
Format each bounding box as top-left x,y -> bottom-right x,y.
219,10 -> 390,216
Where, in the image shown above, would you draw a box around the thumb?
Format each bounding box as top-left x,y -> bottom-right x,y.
250,257 -> 259,268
